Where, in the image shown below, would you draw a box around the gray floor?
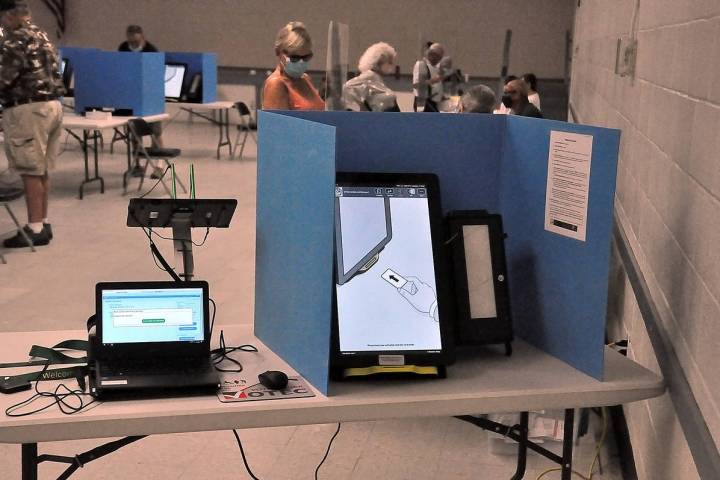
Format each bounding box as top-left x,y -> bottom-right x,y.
0,120 -> 621,479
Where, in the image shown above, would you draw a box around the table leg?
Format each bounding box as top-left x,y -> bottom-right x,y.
510,412 -> 529,480
21,443 -> 38,480
78,129 -> 105,199
215,109 -> 232,159
560,409 -> 575,480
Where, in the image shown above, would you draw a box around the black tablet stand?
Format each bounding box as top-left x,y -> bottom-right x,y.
127,198 -> 237,281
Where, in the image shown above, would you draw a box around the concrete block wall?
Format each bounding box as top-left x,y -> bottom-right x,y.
571,1 -> 719,478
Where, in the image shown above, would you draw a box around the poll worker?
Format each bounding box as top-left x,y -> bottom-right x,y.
459,84 -> 496,114
501,78 -> 542,118
522,73 -> 541,111
118,25 -> 158,53
1,0 -> 64,247
262,21 -> 325,111
342,42 -> 399,112
412,43 -> 444,112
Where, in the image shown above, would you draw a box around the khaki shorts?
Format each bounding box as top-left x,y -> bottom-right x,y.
2,100 -> 63,176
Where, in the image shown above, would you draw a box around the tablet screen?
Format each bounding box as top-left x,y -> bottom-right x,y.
335,182 -> 442,353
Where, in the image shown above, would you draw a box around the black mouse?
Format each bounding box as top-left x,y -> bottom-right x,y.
258,370 -> 289,390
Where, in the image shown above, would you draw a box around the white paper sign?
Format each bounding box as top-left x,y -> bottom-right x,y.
544,131 -> 593,241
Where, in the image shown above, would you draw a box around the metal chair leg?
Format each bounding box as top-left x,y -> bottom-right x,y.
4,203 -> 35,252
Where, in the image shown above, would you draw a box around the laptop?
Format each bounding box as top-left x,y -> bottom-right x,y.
89,281 -> 220,399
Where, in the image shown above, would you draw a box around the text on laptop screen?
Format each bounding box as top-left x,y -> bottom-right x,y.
164,64 -> 186,99
101,288 -> 204,344
335,184 -> 441,353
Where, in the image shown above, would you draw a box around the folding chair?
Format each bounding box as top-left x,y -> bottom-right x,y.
231,101 -> 257,160
1,187 -> 36,263
126,118 -> 187,195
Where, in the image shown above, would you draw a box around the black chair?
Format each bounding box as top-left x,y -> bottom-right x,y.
1,187 -> 36,262
231,101 -> 257,160
126,118 -> 187,195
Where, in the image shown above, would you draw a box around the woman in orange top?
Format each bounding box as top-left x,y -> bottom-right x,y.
262,22 -> 325,111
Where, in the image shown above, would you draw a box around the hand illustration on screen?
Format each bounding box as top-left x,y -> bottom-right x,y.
398,276 -> 439,322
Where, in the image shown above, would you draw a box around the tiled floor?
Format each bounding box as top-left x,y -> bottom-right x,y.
0,118 -> 624,479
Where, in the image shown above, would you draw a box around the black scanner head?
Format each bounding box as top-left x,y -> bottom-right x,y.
258,370 -> 289,390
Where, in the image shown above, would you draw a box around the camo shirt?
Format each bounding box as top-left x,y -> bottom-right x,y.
0,20 -> 65,107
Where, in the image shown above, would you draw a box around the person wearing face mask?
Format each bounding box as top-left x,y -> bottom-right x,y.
412,43 -> 444,112
262,21 -> 325,111
342,42 -> 399,112
500,79 -> 542,118
118,25 -> 158,53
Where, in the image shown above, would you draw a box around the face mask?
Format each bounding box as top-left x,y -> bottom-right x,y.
283,57 -> 309,78
501,94 -> 513,108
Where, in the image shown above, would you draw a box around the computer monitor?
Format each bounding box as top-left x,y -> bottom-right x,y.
60,57 -> 73,93
332,172 -> 454,369
164,63 -> 187,100
60,58 -> 66,75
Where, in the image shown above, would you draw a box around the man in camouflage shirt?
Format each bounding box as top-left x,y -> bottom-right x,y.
1,0 -> 64,248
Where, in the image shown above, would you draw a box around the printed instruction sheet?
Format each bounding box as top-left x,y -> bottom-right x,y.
544,130 -> 593,241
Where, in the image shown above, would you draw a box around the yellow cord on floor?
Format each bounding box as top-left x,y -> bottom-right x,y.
535,407 -> 608,480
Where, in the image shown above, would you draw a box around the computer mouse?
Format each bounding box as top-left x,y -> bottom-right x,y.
258,370 -> 289,390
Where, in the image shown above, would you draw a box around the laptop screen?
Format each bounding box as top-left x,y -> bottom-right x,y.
334,181 -> 442,353
164,63 -> 186,100
101,287 -> 205,344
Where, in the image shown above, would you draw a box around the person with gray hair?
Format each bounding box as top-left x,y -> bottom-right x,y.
342,42 -> 399,112
460,84 -> 496,114
118,24 -> 158,52
412,42 -> 444,112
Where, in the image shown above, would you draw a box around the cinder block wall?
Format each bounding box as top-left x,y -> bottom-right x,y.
571,1 -> 719,478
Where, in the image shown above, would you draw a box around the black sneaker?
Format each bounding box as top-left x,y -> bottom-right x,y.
44,223 -> 53,240
3,226 -> 50,248
130,164 -> 145,178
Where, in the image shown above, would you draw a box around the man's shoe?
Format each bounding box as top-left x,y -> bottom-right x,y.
3,226 -> 50,248
44,223 -> 53,240
150,167 -> 165,180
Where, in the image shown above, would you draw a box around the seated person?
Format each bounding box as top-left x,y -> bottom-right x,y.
500,79 -> 542,118
342,42 -> 399,112
493,75 -> 517,114
459,84 -> 496,113
118,25 -> 158,52
262,21 -> 325,111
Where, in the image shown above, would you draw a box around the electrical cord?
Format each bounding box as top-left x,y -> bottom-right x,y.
315,423 -> 341,480
231,423 -> 342,480
211,331 -> 258,373
5,361 -> 96,417
147,226 -> 211,247
535,407 -> 608,480
138,165 -> 171,198
232,429 -> 262,480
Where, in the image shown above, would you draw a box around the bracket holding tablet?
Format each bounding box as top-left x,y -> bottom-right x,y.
127,198 -> 237,281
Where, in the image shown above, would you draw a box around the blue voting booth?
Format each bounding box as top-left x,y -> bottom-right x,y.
165,52 -> 218,103
254,111 -> 620,394
72,51 -> 165,116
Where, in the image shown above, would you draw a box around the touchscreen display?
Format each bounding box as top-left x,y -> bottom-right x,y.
165,64 -> 186,99
335,183 -> 441,353
101,287 -> 204,344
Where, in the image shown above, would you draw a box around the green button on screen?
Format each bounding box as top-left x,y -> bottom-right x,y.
142,318 -> 165,324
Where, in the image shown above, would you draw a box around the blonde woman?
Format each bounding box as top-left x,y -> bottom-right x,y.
262,21 -> 325,110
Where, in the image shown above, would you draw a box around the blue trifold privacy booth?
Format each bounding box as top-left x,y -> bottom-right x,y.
254,111 -> 620,395
165,52 -> 218,103
71,51 -> 165,116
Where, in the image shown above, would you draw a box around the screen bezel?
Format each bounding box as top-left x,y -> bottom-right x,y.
447,212 -> 513,345
95,280 -> 211,359
331,172 -> 454,368
164,62 -> 188,100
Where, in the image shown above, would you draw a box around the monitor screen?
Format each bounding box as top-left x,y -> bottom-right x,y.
100,287 -> 205,344
334,182 -> 442,353
60,58 -> 66,75
164,63 -> 187,99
